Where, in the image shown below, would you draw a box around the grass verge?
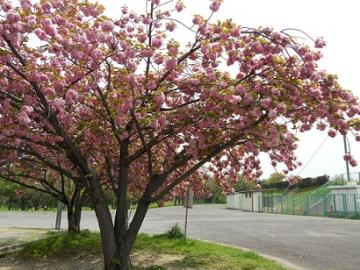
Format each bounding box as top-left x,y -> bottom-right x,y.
17,231 -> 287,270
18,230 -> 101,258
135,234 -> 286,270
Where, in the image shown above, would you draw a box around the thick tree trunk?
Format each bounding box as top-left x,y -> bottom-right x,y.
66,185 -> 85,233
84,141 -> 152,270
85,171 -> 118,270
67,203 -> 81,233
94,198 -> 118,270
114,198 -> 151,270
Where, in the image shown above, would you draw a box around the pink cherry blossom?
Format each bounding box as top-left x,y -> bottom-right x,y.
166,22 -> 176,32
343,153 -> 352,162
165,58 -> 177,70
315,37 -> 326,48
101,21 -> 114,32
137,34 -> 147,43
209,1 -> 221,12
151,36 -> 163,48
154,92 -> 165,106
175,1 -> 185,12
350,159 -> 357,167
260,98 -> 272,110
65,89 -> 79,104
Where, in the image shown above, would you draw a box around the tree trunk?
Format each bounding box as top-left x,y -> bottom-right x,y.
67,187 -> 86,233
20,198 -> 26,210
67,204 -> 81,233
84,146 -> 152,270
94,198 -> 118,270
8,198 -> 12,211
85,172 -> 118,270
114,198 -> 151,270
34,200 -> 39,211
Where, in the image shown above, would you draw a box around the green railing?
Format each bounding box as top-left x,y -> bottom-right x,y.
263,193 -> 360,219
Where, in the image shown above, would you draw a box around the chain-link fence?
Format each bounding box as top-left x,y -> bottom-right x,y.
263,193 -> 360,219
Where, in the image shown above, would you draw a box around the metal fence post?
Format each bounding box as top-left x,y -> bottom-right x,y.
343,194 -> 347,216
354,194 -> 358,214
292,196 -> 295,215
305,194 -> 309,215
281,196 -> 283,214
333,194 -> 337,214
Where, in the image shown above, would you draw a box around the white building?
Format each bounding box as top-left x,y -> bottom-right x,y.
226,191 -> 263,212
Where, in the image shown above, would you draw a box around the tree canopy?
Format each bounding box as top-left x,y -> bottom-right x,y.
1,0 -> 359,269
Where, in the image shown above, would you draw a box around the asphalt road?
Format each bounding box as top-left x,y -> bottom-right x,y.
1,204 -> 359,270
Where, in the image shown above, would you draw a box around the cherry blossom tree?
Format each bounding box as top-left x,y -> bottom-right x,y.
0,148 -> 87,232
1,0 -> 360,269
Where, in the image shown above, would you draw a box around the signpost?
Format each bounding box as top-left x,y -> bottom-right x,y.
183,187 -> 194,240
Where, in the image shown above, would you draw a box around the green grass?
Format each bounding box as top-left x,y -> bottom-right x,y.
130,201 -> 175,210
17,231 -> 287,269
18,230 -> 101,258
134,234 -> 286,270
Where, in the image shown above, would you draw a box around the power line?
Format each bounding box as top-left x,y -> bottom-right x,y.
297,135 -> 329,176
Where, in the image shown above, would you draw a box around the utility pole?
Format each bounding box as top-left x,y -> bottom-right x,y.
343,135 -> 351,183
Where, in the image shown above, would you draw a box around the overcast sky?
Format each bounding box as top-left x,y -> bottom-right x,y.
100,0 -> 360,180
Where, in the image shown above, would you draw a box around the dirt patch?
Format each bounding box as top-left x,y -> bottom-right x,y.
132,250 -> 185,268
0,254 -> 102,270
0,252 -> 185,270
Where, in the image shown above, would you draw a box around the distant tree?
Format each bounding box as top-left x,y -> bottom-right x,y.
331,174 -> 347,185
266,172 -> 286,184
0,180 -> 17,210
0,180 -> 58,210
234,174 -> 256,191
0,162 -> 87,232
204,179 -> 226,203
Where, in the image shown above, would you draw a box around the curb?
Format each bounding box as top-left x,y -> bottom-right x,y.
197,239 -> 308,270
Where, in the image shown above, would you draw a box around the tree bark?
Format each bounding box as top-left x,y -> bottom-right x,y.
115,198 -> 151,270
67,203 -> 81,233
86,173 -> 118,270
8,197 -> 12,211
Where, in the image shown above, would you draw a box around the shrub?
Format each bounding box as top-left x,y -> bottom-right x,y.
166,224 -> 184,239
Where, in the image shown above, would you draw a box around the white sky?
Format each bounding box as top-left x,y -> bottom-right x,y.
100,0 -> 360,180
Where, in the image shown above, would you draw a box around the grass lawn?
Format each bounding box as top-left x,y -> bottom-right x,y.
130,201 -> 175,210
135,234 -> 287,270
0,228 -> 48,249
2,230 -> 288,270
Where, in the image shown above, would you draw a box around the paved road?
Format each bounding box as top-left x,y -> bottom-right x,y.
1,204 -> 360,270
